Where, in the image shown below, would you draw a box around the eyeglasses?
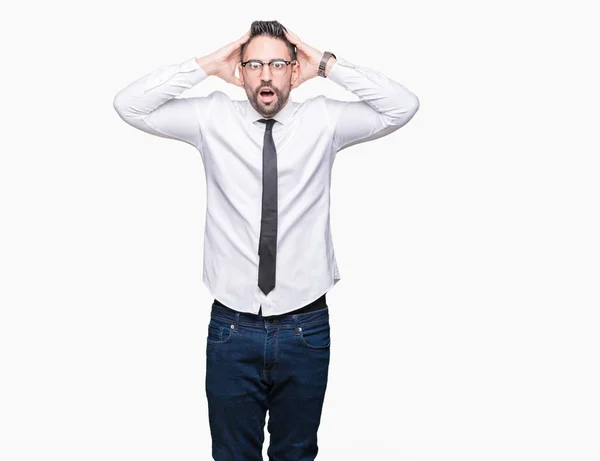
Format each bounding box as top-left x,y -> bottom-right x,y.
241,59 -> 297,75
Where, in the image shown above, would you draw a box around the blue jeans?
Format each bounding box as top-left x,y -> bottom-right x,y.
205,302 -> 331,461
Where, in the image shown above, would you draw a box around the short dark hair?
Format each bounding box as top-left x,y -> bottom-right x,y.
241,20 -> 297,62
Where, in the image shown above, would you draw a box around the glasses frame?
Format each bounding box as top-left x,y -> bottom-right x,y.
240,59 -> 297,74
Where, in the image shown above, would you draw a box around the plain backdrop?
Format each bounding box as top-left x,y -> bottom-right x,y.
1,1 -> 599,460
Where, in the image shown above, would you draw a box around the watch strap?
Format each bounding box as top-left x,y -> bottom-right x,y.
318,51 -> 336,78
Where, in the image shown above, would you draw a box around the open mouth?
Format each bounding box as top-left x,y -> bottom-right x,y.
259,88 -> 276,103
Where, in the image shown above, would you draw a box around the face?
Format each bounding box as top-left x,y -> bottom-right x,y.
239,36 -> 298,118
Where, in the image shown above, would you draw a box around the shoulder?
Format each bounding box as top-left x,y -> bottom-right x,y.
186,90 -> 238,117
300,94 -> 349,123
212,90 -> 248,112
304,94 -> 349,110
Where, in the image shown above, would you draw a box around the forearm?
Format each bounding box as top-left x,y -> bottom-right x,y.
326,56 -> 419,124
195,55 -> 219,77
324,56 -> 337,78
113,57 -> 208,120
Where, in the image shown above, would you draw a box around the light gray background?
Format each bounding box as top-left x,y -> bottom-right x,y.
1,1 -> 598,460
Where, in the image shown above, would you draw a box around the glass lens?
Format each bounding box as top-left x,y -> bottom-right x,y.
270,60 -> 287,72
248,61 -> 262,71
246,60 -> 288,74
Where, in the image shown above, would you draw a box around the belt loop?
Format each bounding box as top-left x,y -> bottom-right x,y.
293,314 -> 299,335
233,312 -> 239,332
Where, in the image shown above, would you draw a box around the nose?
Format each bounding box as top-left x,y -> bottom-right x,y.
260,64 -> 273,78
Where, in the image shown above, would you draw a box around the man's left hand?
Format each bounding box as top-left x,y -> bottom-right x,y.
283,28 -> 325,89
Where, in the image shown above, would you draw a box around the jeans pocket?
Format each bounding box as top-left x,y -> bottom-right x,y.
207,317 -> 233,344
299,320 -> 331,350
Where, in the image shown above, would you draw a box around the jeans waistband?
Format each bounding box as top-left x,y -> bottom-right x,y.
211,293 -> 328,328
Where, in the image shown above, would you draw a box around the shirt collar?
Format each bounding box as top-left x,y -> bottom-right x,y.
245,93 -> 295,126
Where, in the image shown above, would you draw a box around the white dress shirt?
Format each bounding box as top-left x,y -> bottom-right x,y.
113,54 -> 419,315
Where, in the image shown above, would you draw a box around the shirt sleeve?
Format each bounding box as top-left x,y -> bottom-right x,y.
113,57 -> 213,150
323,57 -> 420,153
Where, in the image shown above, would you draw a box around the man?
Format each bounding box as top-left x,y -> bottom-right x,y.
113,20 -> 419,461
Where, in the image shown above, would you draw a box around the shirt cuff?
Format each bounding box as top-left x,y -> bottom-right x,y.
173,56 -> 208,88
324,56 -> 354,87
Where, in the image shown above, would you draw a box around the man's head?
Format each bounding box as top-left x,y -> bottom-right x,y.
238,20 -> 299,118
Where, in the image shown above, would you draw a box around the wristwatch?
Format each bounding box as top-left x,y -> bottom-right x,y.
318,51 -> 337,78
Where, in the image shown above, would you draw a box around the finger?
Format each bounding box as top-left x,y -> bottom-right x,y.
286,28 -> 301,43
283,28 -> 297,45
238,30 -> 251,44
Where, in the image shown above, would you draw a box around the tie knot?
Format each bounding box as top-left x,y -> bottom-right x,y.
258,118 -> 277,130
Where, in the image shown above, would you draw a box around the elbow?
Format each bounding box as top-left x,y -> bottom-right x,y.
112,90 -> 137,122
113,91 -> 126,118
405,93 -> 419,118
387,94 -> 419,127
407,95 -> 420,120
412,94 -> 420,114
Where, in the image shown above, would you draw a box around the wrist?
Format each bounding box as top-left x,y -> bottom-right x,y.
195,55 -> 219,76
318,51 -> 337,78
324,56 -> 336,77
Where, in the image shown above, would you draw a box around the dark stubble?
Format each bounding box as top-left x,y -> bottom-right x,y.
251,84 -> 288,117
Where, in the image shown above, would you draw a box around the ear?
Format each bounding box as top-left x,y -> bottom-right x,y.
238,63 -> 244,86
290,61 -> 300,89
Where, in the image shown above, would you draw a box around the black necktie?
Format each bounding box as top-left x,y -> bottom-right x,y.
257,118 -> 278,295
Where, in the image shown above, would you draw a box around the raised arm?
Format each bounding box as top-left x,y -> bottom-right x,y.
112,31 -> 251,149
112,57 -> 210,148
282,28 -> 419,154
324,57 -> 420,153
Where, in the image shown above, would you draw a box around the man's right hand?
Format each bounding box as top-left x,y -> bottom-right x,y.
196,31 -> 251,87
